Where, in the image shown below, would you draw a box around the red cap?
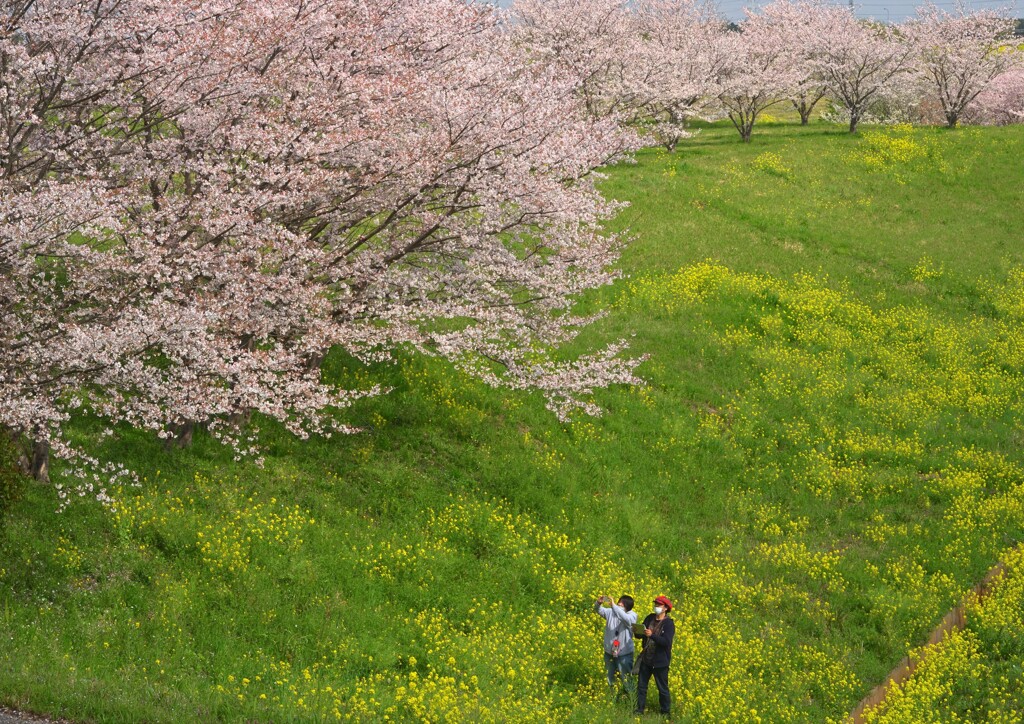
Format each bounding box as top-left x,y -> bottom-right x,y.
654,595 -> 673,610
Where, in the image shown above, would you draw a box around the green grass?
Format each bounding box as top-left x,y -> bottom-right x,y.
2,121 -> 1024,722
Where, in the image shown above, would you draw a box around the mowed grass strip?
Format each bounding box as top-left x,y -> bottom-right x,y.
0,122 -> 1023,722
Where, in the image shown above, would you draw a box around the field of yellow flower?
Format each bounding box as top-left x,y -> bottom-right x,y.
0,121 -> 1022,722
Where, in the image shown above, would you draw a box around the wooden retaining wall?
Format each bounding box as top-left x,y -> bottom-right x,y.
848,548 -> 1020,723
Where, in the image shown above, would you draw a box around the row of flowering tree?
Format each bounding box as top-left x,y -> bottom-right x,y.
509,0 -> 1023,142
1,0 -> 646,498
3,0 -> 1020,497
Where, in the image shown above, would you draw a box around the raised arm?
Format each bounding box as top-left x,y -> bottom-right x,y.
609,604 -> 637,627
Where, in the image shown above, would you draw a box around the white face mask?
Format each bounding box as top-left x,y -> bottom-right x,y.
653,606 -> 664,615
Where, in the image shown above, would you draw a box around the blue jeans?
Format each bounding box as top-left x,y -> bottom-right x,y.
604,650 -> 634,690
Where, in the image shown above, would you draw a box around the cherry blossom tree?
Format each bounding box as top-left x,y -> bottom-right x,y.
755,0 -> 833,125
2,0 -> 644,498
907,3 -> 1019,128
805,5 -> 917,132
715,10 -> 802,142
630,0 -> 726,150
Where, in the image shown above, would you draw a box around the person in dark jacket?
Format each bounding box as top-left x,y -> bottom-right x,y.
635,594 -> 675,717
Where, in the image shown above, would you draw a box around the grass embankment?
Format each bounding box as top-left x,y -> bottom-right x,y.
1,122 -> 1023,722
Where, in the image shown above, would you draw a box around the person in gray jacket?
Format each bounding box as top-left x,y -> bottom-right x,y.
593,594 -> 637,692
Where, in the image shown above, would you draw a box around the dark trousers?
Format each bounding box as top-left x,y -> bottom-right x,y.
636,662 -> 670,715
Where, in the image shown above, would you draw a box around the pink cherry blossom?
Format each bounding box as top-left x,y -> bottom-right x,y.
1,0 -> 643,499
966,68 -> 1024,125
906,3 -> 1020,128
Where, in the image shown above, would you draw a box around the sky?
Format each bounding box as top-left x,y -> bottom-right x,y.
485,0 -> 1020,24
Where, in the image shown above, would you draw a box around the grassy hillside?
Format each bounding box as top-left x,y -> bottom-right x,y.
1,121 -> 1023,722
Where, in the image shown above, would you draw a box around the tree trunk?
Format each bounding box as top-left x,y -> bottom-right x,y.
165,420 -> 196,450
741,117 -> 754,143
307,351 -> 326,372
228,408 -> 254,428
946,111 -> 958,128
728,110 -> 755,143
796,92 -> 826,126
2,428 -> 49,482
793,100 -> 811,126
849,112 -> 861,134
29,439 -> 49,483
4,428 -> 30,478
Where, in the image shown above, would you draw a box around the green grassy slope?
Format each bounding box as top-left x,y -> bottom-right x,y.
1,122 -> 1023,722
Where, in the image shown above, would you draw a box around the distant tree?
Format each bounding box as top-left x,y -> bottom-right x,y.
805,6 -> 917,132
715,11 -> 801,142
630,0 -> 726,150
757,0 -> 833,125
907,3 -> 1019,128
511,0 -> 730,150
